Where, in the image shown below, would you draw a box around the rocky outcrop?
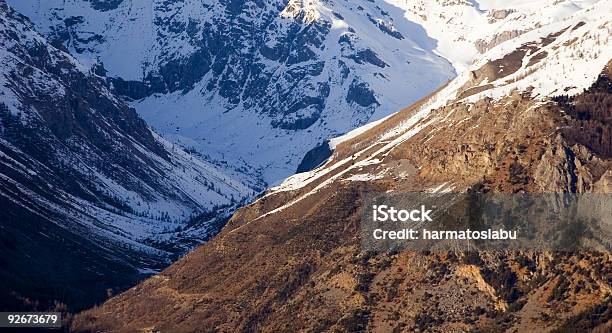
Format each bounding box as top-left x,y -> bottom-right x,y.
475,30 -> 524,53
594,170 -> 612,193
533,138 -> 595,193
488,9 -> 516,22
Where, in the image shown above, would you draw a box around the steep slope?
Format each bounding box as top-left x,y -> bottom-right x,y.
10,0 -> 604,186
0,1 -> 257,311
73,2 -> 611,331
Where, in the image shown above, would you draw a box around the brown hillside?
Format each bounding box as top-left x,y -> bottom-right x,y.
71,62 -> 612,333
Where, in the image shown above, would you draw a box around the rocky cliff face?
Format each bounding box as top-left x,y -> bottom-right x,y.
72,2 -> 611,331
0,1 -> 256,311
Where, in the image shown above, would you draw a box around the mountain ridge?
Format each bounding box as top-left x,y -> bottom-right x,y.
71,1 -> 611,330
1,0 -> 609,319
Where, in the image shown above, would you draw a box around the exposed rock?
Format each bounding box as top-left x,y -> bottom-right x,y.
475,30 -> 524,53
594,170 -> 612,193
533,137 -> 594,192
488,9 -> 516,22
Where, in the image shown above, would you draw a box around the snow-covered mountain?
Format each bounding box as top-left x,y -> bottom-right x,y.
7,0 -> 457,183
273,0 -> 611,197
0,1 -> 257,310
9,0 -> 604,185
73,1 -> 611,330
3,0 -> 609,312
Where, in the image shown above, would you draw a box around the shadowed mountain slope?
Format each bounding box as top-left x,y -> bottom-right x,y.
0,1 -> 255,311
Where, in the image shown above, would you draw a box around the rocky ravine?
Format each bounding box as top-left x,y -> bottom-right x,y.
72,8 -> 611,332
